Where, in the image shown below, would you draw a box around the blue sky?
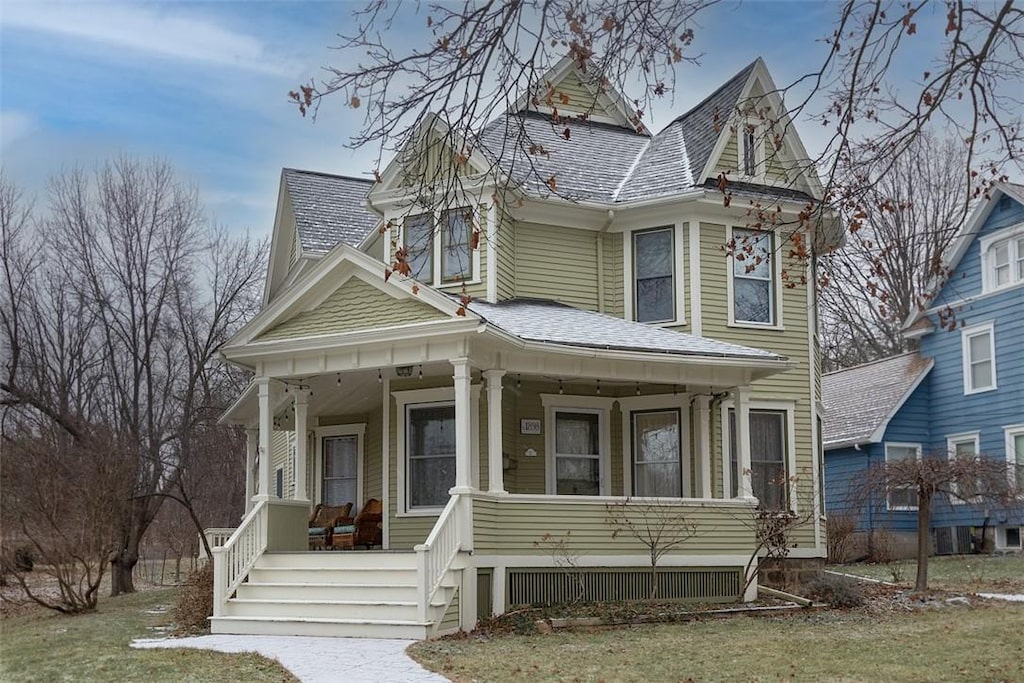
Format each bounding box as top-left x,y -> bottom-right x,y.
1,1 -> 951,237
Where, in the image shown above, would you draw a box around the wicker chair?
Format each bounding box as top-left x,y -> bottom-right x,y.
331,498 -> 383,550
308,503 -> 353,550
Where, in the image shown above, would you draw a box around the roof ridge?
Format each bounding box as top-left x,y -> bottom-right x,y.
511,109 -> 649,136
612,136 -> 653,201
822,351 -> 921,377
670,58 -> 759,127
283,168 -> 375,184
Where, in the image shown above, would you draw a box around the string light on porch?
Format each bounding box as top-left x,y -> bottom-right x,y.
516,374 -> 521,389
377,368 -> 382,383
418,364 -> 423,380
636,382 -> 641,395
596,379 -> 601,395
336,373 -> 342,386
558,379 -> 563,395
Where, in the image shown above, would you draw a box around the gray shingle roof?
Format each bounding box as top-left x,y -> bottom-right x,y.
701,178 -> 816,205
478,111 -> 650,202
822,353 -> 933,449
282,169 -> 379,254
468,298 -> 785,361
614,121 -> 694,202
675,61 -> 757,184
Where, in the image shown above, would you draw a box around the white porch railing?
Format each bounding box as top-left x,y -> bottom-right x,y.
414,494 -> 463,623
198,528 -> 237,561
211,499 -> 268,617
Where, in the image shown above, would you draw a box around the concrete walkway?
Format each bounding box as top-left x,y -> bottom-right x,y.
132,634 -> 448,683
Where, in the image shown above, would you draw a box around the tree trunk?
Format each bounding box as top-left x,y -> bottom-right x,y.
914,490 -> 932,592
110,550 -> 138,595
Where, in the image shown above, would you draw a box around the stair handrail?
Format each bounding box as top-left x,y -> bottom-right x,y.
414,493 -> 462,623
211,498 -> 268,618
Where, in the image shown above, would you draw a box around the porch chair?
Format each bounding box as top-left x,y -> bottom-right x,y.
331,498 -> 383,550
308,503 -> 353,550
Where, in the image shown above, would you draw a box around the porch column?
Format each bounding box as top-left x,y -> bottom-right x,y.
734,385 -> 754,500
483,370 -> 507,493
255,377 -> 273,501
293,389 -> 309,502
244,428 -> 257,514
451,358 -> 473,492
694,396 -> 712,498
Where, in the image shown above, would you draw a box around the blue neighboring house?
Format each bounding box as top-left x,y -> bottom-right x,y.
824,182 -> 1024,556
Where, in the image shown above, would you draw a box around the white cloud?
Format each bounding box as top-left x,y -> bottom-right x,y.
1,1 -> 293,76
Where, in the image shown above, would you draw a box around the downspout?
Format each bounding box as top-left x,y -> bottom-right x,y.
596,209 -> 616,313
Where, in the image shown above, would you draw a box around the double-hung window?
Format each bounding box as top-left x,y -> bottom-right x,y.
962,322 -> 996,394
632,410 -> 681,497
553,411 -> 602,496
406,403 -> 456,509
1006,426 -> 1024,491
633,227 -> 675,323
402,207 -> 475,286
322,434 -> 359,507
884,443 -> 921,510
947,433 -> 981,503
731,228 -> 775,325
729,409 -> 788,510
984,232 -> 1024,290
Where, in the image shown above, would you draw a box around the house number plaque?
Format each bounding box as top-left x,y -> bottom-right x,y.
520,418 -> 542,435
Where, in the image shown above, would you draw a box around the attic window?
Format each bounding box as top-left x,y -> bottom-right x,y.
743,126 -> 756,176
738,120 -> 763,179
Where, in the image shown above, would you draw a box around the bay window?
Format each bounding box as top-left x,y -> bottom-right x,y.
729,409 -> 788,510
631,410 -> 682,497
401,207 -> 477,286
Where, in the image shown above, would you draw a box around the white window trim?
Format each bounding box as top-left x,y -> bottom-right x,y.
623,223 -> 686,326
1005,423 -> 1024,495
618,393 -> 691,498
979,221 -> 1024,293
961,321 -> 997,395
719,398 -> 798,512
737,116 -> 766,181
393,385 -> 480,517
541,394 -> 615,496
946,431 -> 981,505
725,224 -> 784,330
884,442 -> 922,511
314,423 -> 366,509
995,525 -> 1023,550
400,207 -> 482,290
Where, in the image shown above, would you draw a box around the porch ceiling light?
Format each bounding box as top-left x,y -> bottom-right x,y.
396,365 -> 415,377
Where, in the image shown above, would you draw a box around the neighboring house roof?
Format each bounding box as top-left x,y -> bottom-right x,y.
467,298 -> 785,361
282,169 -> 379,254
822,352 -> 933,450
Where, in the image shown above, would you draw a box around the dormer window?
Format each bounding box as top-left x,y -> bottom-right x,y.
742,126 -> 757,177
402,207 -> 478,287
980,224 -> 1024,292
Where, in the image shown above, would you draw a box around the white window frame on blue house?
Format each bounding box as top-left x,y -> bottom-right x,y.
1005,424 -> 1024,493
961,321 -> 997,395
946,431 -> 981,505
979,222 -> 1024,293
884,442 -> 921,511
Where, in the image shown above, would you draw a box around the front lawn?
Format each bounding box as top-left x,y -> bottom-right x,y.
0,587 -> 295,682
829,553 -> 1024,592
410,602 -> 1024,682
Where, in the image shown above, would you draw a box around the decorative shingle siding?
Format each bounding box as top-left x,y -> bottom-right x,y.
258,277 -> 447,341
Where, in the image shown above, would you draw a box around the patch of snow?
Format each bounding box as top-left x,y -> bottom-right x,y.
978,593 -> 1024,602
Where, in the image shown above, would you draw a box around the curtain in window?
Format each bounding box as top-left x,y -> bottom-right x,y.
729,409 -> 786,509
634,228 -> 674,323
633,411 -> 681,497
323,435 -> 358,507
408,404 -> 456,508
555,412 -> 600,495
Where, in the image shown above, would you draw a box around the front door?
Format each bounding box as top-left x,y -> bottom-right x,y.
322,434 -> 359,513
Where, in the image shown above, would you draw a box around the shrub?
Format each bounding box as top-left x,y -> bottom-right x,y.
826,514 -> 858,564
14,545 -> 35,572
804,573 -> 865,608
174,563 -> 214,633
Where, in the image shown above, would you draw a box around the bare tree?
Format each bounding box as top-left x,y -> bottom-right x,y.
605,499 -> 699,600
0,162 -> 265,597
851,452 -> 1021,591
291,1 -> 1021,298
818,131 -> 968,370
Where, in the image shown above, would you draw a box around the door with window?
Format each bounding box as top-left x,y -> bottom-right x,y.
322,434 -> 359,511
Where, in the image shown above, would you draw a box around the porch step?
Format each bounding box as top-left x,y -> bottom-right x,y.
234,582 -> 420,602
225,598 -> 418,621
257,551 -> 416,570
246,566 -> 417,585
209,615 -> 429,640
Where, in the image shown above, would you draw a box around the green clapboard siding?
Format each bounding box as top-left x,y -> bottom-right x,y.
496,213 -> 516,300
515,223 -> 599,310
258,277 -> 447,341
271,430 -> 292,497
601,232 -> 624,317
473,497 -> 756,555
547,69 -> 604,117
